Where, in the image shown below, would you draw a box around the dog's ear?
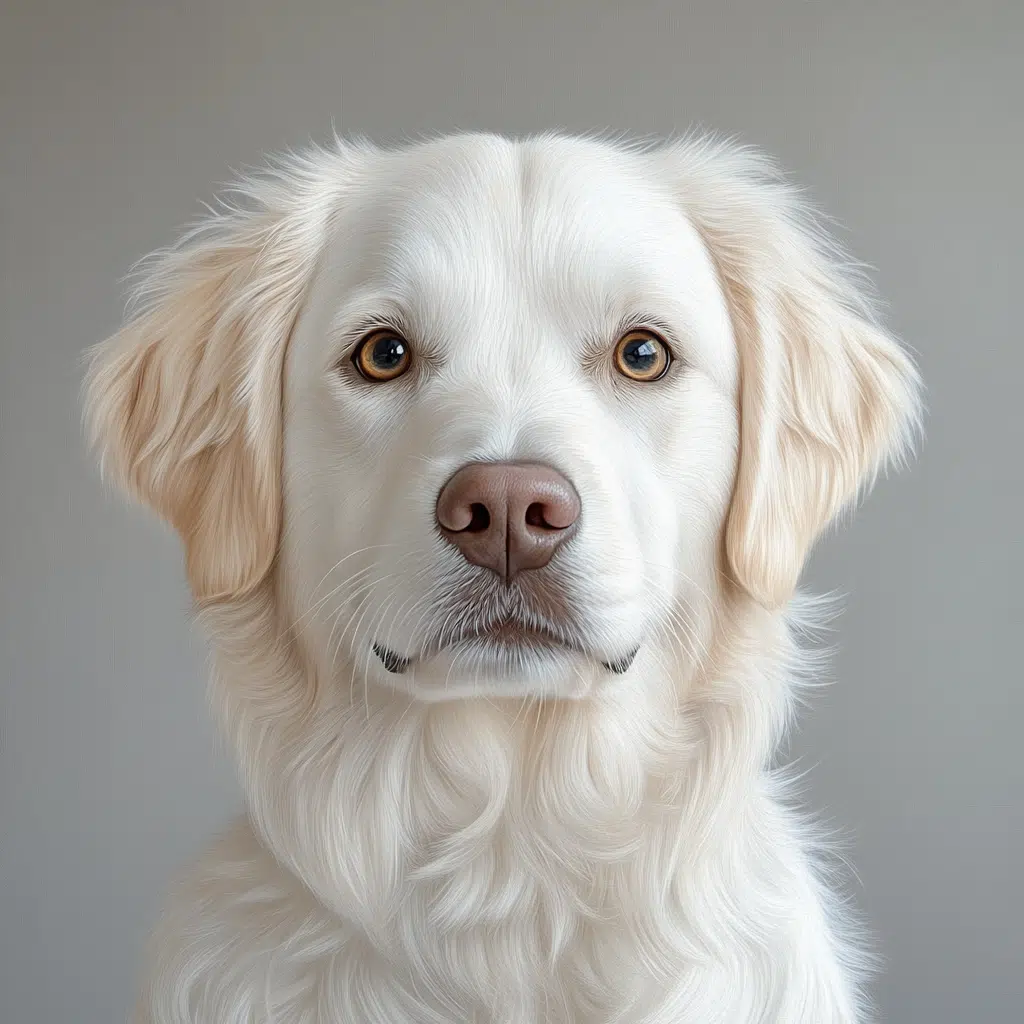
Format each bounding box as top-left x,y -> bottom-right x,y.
660,140 -> 922,609
84,148 -> 356,603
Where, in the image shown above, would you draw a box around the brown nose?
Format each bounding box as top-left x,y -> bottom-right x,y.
436,462 -> 581,579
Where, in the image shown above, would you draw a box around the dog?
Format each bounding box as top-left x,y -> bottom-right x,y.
84,131 -> 921,1023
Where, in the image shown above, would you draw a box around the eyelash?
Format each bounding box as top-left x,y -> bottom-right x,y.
338,314 -> 408,359
616,314 -> 676,347
334,315 -> 680,379
577,317 -> 678,372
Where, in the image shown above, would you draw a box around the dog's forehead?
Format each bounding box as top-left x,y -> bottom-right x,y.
342,136 -> 714,302
379,136 -> 662,230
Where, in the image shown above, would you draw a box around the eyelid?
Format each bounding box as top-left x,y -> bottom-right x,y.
337,314 -> 410,359
331,311 -> 681,373
331,316 -> 447,383
615,315 -> 677,355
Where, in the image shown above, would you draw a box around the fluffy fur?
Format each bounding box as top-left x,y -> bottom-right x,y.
84,132 -> 921,1023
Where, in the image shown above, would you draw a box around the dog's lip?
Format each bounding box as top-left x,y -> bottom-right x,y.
460,619 -> 571,648
601,645 -> 640,674
372,620 -> 640,676
373,620 -> 571,672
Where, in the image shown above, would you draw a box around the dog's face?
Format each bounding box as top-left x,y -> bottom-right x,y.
283,136 -> 737,699
85,133 -> 920,703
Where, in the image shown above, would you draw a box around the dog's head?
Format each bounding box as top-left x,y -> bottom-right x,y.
85,134 -> 920,701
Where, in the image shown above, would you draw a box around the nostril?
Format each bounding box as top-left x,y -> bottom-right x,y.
466,503 -> 490,533
525,502 -> 551,529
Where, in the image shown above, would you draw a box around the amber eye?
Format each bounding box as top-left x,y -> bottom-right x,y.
352,330 -> 412,381
613,329 -> 672,382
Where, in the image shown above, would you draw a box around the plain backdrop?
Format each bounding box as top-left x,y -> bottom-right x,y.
2,1 -> 1022,1021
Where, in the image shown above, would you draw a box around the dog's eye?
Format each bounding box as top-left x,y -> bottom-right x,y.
613,330 -> 672,382
352,330 -> 412,382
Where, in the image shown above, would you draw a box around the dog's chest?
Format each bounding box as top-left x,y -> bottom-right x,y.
196,704 -> 772,1021
356,809 -> 696,1021
187,819 -> 706,1024
326,711 -> 707,1019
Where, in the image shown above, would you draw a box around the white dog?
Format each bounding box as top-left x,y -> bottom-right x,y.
85,132 -> 920,1023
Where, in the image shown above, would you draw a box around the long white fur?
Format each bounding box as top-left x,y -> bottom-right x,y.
84,132 -> 921,1023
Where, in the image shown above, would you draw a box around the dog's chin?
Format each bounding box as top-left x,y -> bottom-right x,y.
367,634 -> 640,702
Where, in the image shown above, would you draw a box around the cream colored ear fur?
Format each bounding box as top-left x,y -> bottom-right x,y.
662,140 -> 922,608
84,149 -> 355,601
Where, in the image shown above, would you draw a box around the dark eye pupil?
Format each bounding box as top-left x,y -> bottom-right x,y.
371,336 -> 405,369
623,338 -> 658,369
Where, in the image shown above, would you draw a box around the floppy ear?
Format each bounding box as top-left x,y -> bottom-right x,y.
84,148 -> 353,602
663,139 -> 922,609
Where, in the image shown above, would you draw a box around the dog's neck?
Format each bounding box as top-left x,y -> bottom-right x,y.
199,579 -> 799,949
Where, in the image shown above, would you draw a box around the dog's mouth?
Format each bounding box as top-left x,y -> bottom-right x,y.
372,618 -> 639,676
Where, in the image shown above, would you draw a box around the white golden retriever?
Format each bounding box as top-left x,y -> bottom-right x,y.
85,132 -> 920,1023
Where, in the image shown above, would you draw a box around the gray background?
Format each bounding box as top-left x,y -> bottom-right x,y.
1,1 -> 1021,1021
